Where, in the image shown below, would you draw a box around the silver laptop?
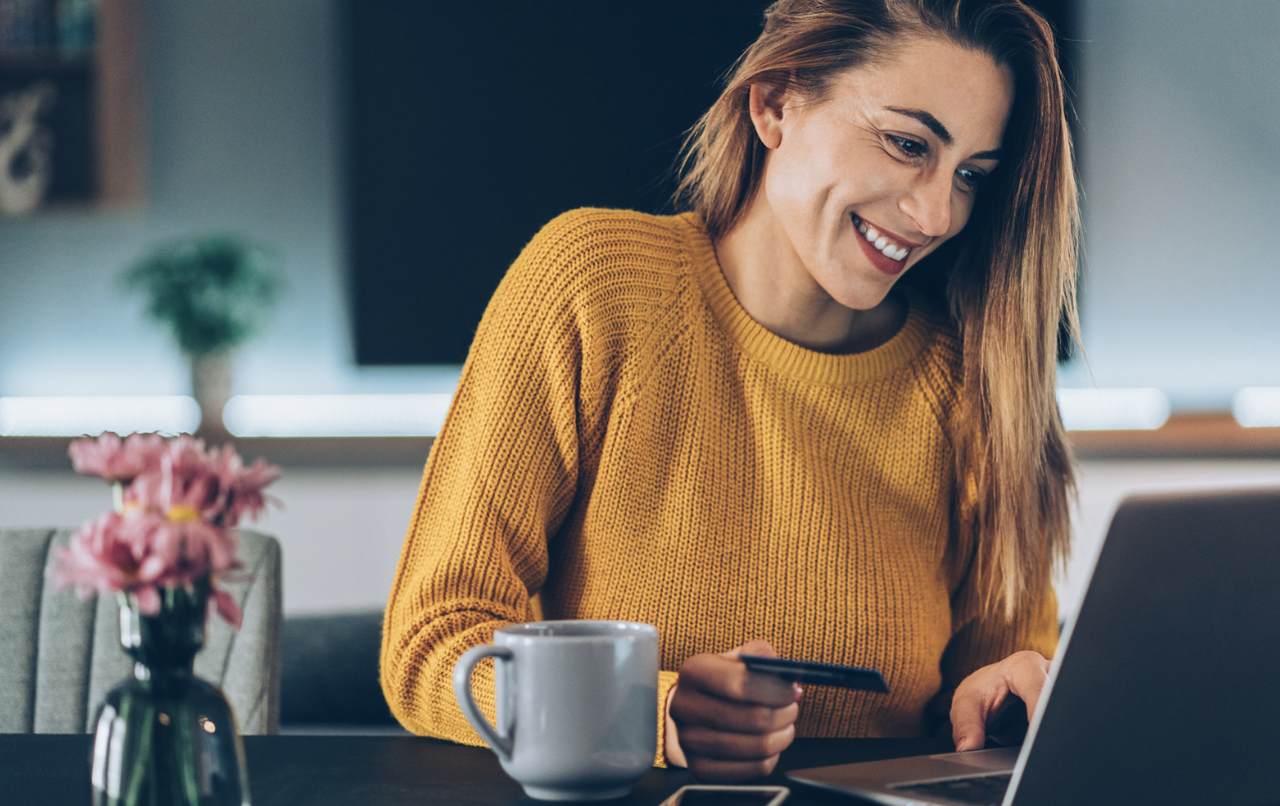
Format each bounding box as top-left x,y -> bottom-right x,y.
787,485 -> 1280,806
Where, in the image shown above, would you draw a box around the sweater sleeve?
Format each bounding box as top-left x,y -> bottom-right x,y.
379,213 -> 585,746
654,670 -> 681,767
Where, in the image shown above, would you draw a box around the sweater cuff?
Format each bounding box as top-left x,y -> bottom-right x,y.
652,670 -> 681,768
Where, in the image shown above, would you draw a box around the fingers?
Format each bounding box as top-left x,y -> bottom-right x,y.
671,640 -> 801,783
686,754 -> 782,783
951,651 -> 1051,752
671,684 -> 800,734
950,686 -> 990,752
680,652 -> 797,707
679,722 -> 796,762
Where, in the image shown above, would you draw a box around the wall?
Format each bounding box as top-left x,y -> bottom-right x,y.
0,0 -> 451,398
1061,0 -> 1280,408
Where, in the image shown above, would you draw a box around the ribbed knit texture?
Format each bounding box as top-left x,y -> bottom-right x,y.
379,207 -> 1059,767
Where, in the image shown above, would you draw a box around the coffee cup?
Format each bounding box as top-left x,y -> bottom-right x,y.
453,620 -> 659,801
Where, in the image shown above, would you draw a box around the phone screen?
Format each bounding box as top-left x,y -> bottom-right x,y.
673,791 -> 783,805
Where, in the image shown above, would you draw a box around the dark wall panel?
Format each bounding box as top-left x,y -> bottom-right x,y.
345,1 -> 769,365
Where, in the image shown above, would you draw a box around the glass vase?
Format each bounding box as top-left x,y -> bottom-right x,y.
90,579 -> 251,805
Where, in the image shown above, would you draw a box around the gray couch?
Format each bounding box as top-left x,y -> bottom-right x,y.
0,527 -> 282,734
280,609 -> 404,734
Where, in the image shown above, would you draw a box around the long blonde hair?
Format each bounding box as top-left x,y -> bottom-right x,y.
670,0 -> 1081,622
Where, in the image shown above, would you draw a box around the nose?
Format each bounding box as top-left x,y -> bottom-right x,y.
898,169 -> 953,239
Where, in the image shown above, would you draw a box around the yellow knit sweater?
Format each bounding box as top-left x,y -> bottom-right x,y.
379,207 -> 1059,767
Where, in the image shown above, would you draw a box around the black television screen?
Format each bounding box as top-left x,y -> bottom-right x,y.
344,1 -> 1079,366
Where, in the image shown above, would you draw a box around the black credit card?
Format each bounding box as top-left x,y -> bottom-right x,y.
738,655 -> 889,693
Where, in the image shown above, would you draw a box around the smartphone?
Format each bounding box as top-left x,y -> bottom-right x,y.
738,654 -> 889,693
659,784 -> 789,805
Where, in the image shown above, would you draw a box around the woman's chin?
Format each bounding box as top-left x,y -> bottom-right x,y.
827,275 -> 895,312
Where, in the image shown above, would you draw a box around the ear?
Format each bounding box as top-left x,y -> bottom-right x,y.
747,79 -> 790,150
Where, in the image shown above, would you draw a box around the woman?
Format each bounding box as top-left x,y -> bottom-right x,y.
380,0 -> 1080,783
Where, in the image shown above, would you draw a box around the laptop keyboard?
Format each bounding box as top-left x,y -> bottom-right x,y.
892,772 -> 1012,804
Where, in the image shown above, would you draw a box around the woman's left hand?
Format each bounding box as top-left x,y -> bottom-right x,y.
950,650 -> 1050,751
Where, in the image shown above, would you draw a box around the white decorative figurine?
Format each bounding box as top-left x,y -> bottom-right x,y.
0,81 -> 57,215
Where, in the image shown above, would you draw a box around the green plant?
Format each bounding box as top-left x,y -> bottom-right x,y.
119,235 -> 283,357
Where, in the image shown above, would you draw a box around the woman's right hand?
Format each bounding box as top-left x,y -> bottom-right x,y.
665,639 -> 803,781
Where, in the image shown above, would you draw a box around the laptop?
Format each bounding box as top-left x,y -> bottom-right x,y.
787,485 -> 1280,806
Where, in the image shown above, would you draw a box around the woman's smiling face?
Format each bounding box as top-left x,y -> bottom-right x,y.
752,35 -> 1015,311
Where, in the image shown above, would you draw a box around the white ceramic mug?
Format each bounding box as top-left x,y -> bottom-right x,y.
453,620 -> 659,801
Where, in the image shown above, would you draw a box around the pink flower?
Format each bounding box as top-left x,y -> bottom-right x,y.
68,432 -> 166,483
52,512 -> 138,597
211,446 -> 282,527
125,437 -> 217,518
53,434 -> 276,629
210,588 -> 243,630
52,510 -> 244,623
118,509 -> 240,582
124,437 -> 281,528
51,511 -> 172,615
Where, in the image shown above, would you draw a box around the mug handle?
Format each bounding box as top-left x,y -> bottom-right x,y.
453,644 -> 515,761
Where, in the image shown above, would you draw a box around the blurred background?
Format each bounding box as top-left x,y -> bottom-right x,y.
2,0 -> 1278,627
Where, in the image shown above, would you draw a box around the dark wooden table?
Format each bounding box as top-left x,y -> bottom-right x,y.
0,733 -> 953,804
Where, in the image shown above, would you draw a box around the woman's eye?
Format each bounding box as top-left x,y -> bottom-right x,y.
888,134 -> 927,159
956,167 -> 988,192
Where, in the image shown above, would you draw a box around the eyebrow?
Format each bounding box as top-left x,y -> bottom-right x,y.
884,105 -> 1003,160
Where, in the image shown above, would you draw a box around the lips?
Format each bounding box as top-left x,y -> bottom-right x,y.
851,214 -> 910,277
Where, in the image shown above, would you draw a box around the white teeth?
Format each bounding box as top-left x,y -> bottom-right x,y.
854,216 -> 911,261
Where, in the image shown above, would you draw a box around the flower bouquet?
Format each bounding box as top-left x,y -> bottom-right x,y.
52,432 -> 280,806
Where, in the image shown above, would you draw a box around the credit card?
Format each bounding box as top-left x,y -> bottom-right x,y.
738,654 -> 889,693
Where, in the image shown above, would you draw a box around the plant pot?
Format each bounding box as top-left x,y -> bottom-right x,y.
191,352 -> 233,441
